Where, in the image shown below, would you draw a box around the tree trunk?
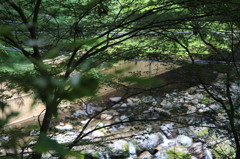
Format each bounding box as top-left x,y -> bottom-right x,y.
31,103 -> 53,159
234,131 -> 240,159
227,115 -> 240,159
236,148 -> 240,159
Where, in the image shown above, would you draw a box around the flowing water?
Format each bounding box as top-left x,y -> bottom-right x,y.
205,149 -> 213,159
160,133 -> 176,149
128,141 -> 137,159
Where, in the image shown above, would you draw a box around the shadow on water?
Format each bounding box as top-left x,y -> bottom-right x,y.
151,64 -> 219,94
101,62 -> 219,99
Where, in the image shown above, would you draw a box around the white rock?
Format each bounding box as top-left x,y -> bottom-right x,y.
111,125 -> 126,131
152,101 -> 158,106
127,98 -> 140,106
121,103 -> 128,107
109,97 -> 122,102
160,100 -> 172,109
127,102 -> 138,107
193,93 -> 204,99
199,108 -> 210,113
83,103 -> 97,114
73,110 -> 87,117
52,132 -> 77,144
154,149 -> 168,159
135,133 -> 163,151
115,117 -> 120,122
96,122 -> 104,128
130,97 -> 141,103
81,119 -> 90,125
209,104 -> 221,110
30,130 -> 40,136
128,141 -> 137,158
142,96 -> 154,103
127,98 -> 133,103
0,136 -> 9,141
179,98 -> 184,103
108,140 -> 129,157
160,123 -> 174,138
113,104 -> 121,108
192,99 -> 199,104
177,135 -> 193,148
100,114 -> 113,120
94,106 -> 103,112
55,124 -> 73,131
160,100 -> 167,105
187,106 -> 197,114
120,115 -> 129,121
92,130 -> 105,138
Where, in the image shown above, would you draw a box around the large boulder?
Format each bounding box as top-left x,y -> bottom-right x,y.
134,133 -> 163,153
166,144 -> 190,159
107,140 -> 129,157
177,135 -> 193,148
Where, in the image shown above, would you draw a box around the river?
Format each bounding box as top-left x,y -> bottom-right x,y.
4,60 -> 178,126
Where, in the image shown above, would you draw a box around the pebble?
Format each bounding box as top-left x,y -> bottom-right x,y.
138,151 -> 153,159
109,97 -> 122,102
100,114 -> 113,120
121,103 -> 128,107
120,115 -> 129,122
92,130 -> 105,138
81,119 -> 90,125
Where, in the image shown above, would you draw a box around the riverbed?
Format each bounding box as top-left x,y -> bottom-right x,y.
4,60 -> 179,125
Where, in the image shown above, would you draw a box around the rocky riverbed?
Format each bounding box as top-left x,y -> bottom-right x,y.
1,78 -> 239,158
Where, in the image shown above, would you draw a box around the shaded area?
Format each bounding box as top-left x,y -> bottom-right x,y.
100,63 -> 219,100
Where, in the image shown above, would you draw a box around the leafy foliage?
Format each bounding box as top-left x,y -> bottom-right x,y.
1,0 -> 240,158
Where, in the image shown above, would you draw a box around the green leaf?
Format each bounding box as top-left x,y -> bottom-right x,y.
63,75 -> 99,100
0,111 -> 18,128
71,38 -> 98,48
0,25 -> 13,35
0,101 -> 6,111
34,134 -> 82,158
44,47 -> 61,59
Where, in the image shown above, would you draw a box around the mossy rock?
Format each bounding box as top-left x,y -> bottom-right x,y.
166,145 -> 191,159
212,143 -> 235,159
196,127 -> 209,138
107,140 -> 129,157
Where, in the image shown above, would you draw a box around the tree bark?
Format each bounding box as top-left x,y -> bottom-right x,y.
31,102 -> 53,159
